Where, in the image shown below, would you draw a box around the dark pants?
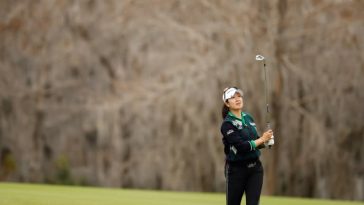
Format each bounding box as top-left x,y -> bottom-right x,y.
225,159 -> 263,205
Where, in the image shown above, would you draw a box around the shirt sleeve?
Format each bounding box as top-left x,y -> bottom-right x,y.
245,113 -> 266,149
221,122 -> 256,153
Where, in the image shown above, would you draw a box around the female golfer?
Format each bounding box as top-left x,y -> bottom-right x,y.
221,87 -> 273,205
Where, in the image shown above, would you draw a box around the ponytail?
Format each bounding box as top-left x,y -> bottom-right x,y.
221,104 -> 229,119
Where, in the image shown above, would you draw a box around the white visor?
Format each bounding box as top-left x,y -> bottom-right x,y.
222,87 -> 243,102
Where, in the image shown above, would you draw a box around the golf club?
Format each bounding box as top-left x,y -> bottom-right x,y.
255,55 -> 274,148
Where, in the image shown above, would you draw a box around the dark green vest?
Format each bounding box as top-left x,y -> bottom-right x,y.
224,112 -> 261,161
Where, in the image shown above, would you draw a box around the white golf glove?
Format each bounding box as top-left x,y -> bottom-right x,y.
265,135 -> 274,147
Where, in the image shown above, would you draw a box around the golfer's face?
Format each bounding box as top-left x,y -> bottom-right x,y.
227,93 -> 243,110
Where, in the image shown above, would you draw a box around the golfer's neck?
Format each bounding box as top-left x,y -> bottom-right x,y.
230,109 -> 242,119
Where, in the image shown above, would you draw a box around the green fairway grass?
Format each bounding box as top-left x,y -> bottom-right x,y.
0,183 -> 363,205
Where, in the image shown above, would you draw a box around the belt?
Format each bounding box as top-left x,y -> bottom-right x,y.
227,158 -> 260,167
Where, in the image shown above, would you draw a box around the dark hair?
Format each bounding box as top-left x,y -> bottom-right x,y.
221,103 -> 229,119
221,87 -> 232,119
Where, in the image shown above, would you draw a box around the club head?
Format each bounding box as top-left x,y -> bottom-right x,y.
255,55 -> 265,61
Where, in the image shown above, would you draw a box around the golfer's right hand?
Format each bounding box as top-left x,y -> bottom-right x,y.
261,130 -> 273,143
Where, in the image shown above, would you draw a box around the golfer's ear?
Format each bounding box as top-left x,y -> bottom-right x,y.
225,101 -> 230,107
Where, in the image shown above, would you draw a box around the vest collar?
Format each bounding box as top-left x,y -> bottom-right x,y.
228,111 -> 247,127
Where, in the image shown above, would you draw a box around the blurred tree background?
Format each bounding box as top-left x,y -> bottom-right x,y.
0,0 -> 363,201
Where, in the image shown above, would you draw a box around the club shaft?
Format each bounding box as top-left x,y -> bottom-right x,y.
263,60 -> 270,127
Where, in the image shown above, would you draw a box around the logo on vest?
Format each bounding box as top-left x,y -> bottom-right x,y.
232,120 -> 243,129
247,162 -> 256,168
227,129 -> 234,135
